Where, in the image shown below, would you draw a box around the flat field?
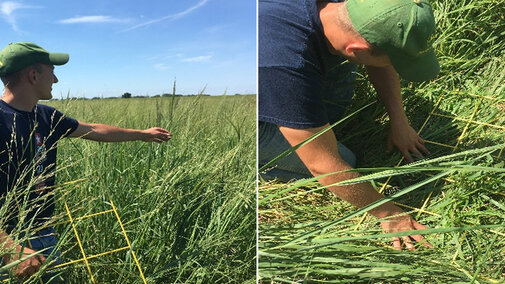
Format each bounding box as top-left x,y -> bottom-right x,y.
39,95 -> 256,283
259,0 -> 505,283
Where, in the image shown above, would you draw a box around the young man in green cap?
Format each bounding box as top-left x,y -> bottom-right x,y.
0,42 -> 172,281
259,0 -> 438,250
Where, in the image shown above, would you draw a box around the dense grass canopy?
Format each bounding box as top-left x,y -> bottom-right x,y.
1,95 -> 256,283
259,0 -> 505,282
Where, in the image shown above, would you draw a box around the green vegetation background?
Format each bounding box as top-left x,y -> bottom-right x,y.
46,95 -> 256,283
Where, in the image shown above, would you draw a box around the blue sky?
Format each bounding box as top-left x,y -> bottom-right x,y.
0,0 -> 256,98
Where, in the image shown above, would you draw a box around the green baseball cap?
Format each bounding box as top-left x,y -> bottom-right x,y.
346,0 -> 439,81
0,42 -> 69,77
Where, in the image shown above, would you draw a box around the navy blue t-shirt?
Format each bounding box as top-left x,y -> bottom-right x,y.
259,0 -> 351,129
0,100 -> 78,232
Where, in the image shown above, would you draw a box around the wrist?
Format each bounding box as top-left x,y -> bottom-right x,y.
389,114 -> 409,127
369,202 -> 404,219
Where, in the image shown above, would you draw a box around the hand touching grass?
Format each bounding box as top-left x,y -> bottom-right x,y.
380,213 -> 434,250
140,127 -> 172,143
387,121 -> 430,163
3,245 -> 46,281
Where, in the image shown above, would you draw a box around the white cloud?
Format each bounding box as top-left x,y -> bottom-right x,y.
154,63 -> 169,70
1,1 -> 21,15
1,1 -> 40,32
122,0 -> 208,32
59,15 -> 128,24
182,55 -> 212,62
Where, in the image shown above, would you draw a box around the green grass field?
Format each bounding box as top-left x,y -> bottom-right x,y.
10,95 -> 256,283
259,0 -> 505,283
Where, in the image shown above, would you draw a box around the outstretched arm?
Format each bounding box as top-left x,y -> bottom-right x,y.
69,122 -> 172,143
366,65 -> 429,163
279,124 -> 433,250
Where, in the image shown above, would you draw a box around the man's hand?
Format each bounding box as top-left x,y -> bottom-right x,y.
387,120 -> 429,163
380,214 -> 434,250
3,245 -> 46,280
140,127 -> 172,143
365,65 -> 429,163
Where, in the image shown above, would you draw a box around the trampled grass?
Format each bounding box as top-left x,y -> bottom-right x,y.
259,0 -> 505,282
5,94 -> 257,283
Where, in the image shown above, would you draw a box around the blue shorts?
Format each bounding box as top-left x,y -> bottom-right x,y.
258,122 -> 357,182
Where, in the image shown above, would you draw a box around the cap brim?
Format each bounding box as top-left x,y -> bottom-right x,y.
388,47 -> 439,82
48,52 -> 69,66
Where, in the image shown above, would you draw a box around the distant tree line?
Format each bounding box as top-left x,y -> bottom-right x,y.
50,93 -> 254,101
121,92 -> 211,98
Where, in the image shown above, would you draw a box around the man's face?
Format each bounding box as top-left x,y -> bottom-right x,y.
34,64 -> 58,100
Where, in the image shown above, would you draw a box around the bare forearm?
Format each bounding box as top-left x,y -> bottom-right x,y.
80,123 -> 147,142
279,125 -> 403,218
367,65 -> 429,162
70,122 -> 172,143
366,65 -> 408,124
316,164 -> 402,218
278,125 -> 433,249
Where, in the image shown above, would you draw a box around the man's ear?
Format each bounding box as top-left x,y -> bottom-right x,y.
345,41 -> 369,56
26,69 -> 38,85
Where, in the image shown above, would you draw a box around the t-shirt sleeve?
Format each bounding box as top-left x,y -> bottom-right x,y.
43,106 -> 79,138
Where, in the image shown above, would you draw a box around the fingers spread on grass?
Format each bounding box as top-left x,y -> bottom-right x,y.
412,222 -> 434,248
417,141 -> 430,156
392,237 -> 402,250
410,147 -> 424,160
402,151 -> 414,163
402,236 -> 415,250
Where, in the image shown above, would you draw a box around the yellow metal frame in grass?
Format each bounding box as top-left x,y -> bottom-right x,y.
52,187 -> 147,283
354,90 -> 505,228
2,191 -> 146,283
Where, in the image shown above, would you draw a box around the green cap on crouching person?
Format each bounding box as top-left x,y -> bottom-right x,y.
346,0 -> 439,82
0,42 -> 69,77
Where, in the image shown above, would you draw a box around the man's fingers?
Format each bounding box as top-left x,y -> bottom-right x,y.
386,218 -> 435,250
410,234 -> 434,249
409,221 -> 434,249
18,264 -> 36,279
392,236 -> 422,251
402,236 -> 415,250
392,237 -> 402,250
412,221 -> 434,248
147,132 -> 171,143
409,147 -> 424,160
156,131 -> 171,140
157,128 -> 170,133
151,127 -> 169,133
417,142 -> 430,155
36,254 -> 46,263
402,150 -> 414,163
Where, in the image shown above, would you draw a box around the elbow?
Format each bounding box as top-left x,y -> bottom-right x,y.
304,158 -> 353,179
